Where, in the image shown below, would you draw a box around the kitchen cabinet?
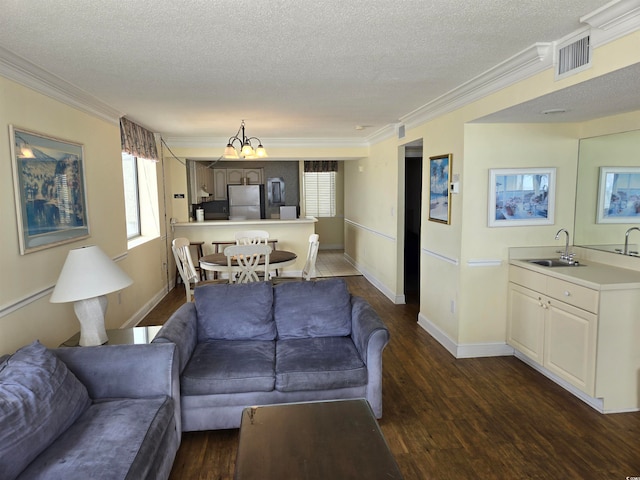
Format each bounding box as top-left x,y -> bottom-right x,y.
227,168 -> 263,185
508,269 -> 597,395
213,168 -> 227,201
508,262 -> 640,412
189,161 -> 214,203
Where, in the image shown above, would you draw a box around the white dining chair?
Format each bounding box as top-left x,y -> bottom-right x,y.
272,233 -> 319,284
173,237 -> 226,302
224,244 -> 272,284
234,230 -> 270,245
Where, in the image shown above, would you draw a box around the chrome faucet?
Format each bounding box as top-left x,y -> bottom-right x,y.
555,228 -> 573,263
623,227 -> 640,255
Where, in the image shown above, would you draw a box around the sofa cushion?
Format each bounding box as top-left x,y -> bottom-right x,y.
0,341 -> 91,480
195,282 -> 276,341
182,340 -> 276,395
17,396 -> 175,480
275,337 -> 367,392
273,278 -> 352,339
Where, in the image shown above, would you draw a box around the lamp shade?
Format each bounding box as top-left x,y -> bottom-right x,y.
50,245 -> 133,303
224,144 -> 239,159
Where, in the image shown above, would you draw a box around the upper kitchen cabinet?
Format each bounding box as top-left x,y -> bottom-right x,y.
189,161 -> 214,203
213,168 -> 227,201
227,168 -> 263,185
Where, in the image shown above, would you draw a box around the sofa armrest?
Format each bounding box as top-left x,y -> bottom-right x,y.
52,343 -> 182,435
152,302 -> 198,373
350,296 -> 390,418
350,296 -> 390,364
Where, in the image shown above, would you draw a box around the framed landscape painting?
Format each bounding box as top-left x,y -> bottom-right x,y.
428,154 -> 452,224
488,168 -> 555,227
596,167 -> 640,223
10,126 -> 90,254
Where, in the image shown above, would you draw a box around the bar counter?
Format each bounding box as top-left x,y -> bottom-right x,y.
172,217 -> 317,275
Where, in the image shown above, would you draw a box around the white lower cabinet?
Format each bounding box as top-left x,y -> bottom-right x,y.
508,263 -> 640,412
508,259 -> 640,413
544,295 -> 597,395
508,279 -> 597,395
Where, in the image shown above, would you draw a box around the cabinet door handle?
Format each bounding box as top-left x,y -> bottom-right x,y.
564,290 -> 571,297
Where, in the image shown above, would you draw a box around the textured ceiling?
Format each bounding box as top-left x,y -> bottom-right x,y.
0,0 -> 625,140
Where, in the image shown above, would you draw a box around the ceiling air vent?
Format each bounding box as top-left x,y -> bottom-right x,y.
555,33 -> 591,79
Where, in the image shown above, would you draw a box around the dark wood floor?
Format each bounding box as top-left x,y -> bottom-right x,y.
141,278 -> 640,479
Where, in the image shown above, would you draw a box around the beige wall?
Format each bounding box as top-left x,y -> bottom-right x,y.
315,161 -> 345,249
0,77 -> 169,354
344,136 -> 400,299
345,31 -> 640,353
2,30 -> 639,357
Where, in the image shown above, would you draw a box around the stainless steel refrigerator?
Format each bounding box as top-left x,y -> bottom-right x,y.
228,185 -> 265,219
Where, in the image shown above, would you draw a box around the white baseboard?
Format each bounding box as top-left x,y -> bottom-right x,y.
417,312 -> 514,358
121,284 -> 169,329
512,350 -> 609,413
418,313 -> 637,414
319,244 -> 344,250
343,253 -> 404,304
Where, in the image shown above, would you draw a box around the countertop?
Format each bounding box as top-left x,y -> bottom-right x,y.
509,257 -> 640,291
174,217 -> 317,227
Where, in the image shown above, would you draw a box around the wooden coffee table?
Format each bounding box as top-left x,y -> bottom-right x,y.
234,399 -> 403,479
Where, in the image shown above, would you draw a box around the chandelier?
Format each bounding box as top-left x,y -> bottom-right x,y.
223,120 -> 268,159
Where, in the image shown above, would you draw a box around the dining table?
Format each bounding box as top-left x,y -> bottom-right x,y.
199,249 -> 297,277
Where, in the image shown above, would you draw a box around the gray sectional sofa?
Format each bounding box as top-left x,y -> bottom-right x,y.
153,278 -> 390,431
0,341 -> 181,480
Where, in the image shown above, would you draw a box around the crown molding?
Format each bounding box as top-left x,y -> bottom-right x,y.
0,46 -> 122,124
162,136 -> 369,149
1,0 -> 637,145
365,124 -> 398,145
398,43 -> 552,131
581,0 -> 640,47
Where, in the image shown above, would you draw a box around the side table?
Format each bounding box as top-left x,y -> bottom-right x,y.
60,326 -> 163,347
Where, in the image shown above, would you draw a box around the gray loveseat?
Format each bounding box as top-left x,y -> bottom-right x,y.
153,278 -> 390,431
0,341 -> 181,480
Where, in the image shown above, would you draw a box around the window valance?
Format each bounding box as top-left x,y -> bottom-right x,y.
120,117 -> 159,162
304,160 -> 338,173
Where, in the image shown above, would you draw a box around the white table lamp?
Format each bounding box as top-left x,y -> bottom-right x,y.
50,245 -> 133,346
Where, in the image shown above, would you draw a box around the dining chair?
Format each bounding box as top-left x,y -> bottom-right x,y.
174,240 -> 205,286
234,230 -> 270,245
272,233 -> 320,284
172,237 -> 226,302
224,244 -> 272,284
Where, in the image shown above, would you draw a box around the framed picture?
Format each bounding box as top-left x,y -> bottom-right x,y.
428,154 -> 452,224
596,167 -> 640,223
488,168 -> 555,227
10,126 -> 90,254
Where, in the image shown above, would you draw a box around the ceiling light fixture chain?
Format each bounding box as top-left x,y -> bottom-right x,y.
223,119 -> 268,159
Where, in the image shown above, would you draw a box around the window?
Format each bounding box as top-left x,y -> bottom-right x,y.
122,153 -> 140,238
122,153 -> 160,243
304,171 -> 336,217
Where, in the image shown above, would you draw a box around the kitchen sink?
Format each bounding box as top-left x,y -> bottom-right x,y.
526,259 -> 584,267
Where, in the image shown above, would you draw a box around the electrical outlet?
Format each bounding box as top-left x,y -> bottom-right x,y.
450,299 -> 456,314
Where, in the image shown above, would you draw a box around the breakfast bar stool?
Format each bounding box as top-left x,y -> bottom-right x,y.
174,240 -> 204,286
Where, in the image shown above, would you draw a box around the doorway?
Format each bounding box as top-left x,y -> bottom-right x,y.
404,142 -> 423,304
